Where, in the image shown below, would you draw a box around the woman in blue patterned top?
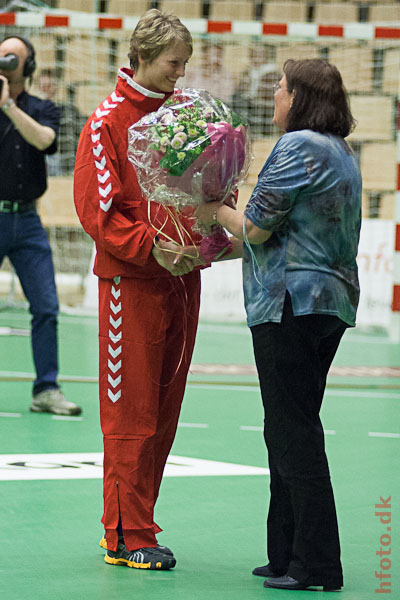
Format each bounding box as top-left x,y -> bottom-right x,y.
196,59 -> 361,592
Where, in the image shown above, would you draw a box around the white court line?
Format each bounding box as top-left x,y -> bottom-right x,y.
0,327 -> 30,336
0,412 -> 22,418
0,370 -> 34,379
325,390 -> 400,399
178,422 -> 209,428
0,453 -> 269,481
190,385 -> 400,397
368,432 -> 400,438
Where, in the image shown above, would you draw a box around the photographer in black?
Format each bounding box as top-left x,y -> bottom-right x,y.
0,35 -> 82,415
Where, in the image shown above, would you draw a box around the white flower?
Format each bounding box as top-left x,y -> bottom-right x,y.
177,152 -> 186,161
188,128 -> 197,138
159,136 -> 169,146
171,136 -> 184,149
178,113 -> 186,121
161,112 -> 177,124
173,124 -> 185,133
196,119 -> 207,128
175,132 -> 187,143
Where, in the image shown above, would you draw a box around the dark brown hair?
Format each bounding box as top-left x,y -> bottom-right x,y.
283,58 -> 355,137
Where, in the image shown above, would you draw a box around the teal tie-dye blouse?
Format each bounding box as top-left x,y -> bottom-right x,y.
243,129 -> 362,328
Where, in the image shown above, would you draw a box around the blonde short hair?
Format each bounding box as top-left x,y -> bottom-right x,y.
128,9 -> 193,71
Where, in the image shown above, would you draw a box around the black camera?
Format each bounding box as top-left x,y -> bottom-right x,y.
0,53 -> 18,71
0,54 -> 18,97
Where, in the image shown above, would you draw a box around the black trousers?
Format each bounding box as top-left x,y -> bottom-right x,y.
251,293 -> 347,587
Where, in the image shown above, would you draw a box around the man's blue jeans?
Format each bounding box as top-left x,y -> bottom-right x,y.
0,210 -> 59,395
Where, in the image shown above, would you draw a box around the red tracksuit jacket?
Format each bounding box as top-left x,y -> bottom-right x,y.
74,67 -> 200,278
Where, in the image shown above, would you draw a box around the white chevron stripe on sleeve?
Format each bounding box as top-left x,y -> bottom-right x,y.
91,119 -> 103,131
92,144 -> 103,157
109,330 -> 122,342
111,91 -> 124,103
109,316 -> 122,329
96,108 -> 110,118
108,374 -> 121,388
100,199 -> 112,212
108,344 -> 122,359
103,99 -> 117,109
97,170 -> 110,184
108,359 -> 121,373
95,156 -> 106,170
99,183 -> 112,198
110,301 -> 121,314
108,389 -> 121,403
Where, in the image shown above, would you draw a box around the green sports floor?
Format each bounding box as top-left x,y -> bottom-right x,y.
0,308 -> 398,600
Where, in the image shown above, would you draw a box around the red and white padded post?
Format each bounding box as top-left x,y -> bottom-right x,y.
391,98 -> 400,340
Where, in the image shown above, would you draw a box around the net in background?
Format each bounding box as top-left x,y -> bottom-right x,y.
0,3 -> 399,320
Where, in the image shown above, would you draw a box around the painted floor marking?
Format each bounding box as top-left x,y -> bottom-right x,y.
190,364 -> 400,378
0,327 -> 30,336
0,412 -> 21,418
368,432 -> 400,438
0,453 -> 270,481
1,366 -> 400,383
325,390 -> 400,399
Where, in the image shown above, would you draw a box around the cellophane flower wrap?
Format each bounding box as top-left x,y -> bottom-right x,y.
127,88 -> 251,261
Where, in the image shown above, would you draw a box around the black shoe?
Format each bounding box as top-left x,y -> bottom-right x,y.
264,575 -> 342,591
105,542 -> 176,570
252,564 -> 285,578
99,535 -> 174,556
156,543 -> 174,557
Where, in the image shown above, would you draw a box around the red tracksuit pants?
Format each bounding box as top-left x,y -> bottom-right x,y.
98,271 -> 201,552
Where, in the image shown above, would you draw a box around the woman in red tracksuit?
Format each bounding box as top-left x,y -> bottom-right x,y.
74,10 -> 202,571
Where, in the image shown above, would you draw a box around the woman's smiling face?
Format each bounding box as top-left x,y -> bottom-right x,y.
135,41 -> 191,93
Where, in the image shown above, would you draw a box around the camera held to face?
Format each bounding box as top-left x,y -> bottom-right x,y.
0,53 -> 18,71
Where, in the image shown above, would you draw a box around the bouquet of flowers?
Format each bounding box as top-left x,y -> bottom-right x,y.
128,88 -> 251,261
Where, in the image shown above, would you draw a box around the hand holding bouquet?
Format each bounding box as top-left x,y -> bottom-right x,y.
128,88 -> 251,261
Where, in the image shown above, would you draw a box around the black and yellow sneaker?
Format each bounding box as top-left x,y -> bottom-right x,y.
99,536 -> 174,557
105,541 -> 176,570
